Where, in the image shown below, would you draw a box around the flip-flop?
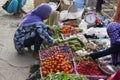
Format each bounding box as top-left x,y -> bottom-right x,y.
30,65 -> 40,74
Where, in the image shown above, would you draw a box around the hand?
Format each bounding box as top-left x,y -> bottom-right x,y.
48,27 -> 56,34
84,54 -> 90,58
53,41 -> 58,46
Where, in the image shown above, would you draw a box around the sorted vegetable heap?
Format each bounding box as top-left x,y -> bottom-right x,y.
57,37 -> 85,52
74,57 -> 105,76
39,72 -> 89,80
41,53 -> 74,77
40,44 -> 75,60
60,25 -> 82,34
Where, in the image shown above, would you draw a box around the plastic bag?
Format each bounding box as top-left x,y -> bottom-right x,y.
73,0 -> 84,8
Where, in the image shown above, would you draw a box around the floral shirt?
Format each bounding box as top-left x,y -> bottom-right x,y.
14,22 -> 55,54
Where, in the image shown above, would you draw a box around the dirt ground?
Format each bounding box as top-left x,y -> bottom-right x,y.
0,0 -> 36,80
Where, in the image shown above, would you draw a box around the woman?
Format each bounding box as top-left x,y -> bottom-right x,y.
14,4 -> 56,60
87,0 -> 120,66
14,4 -> 57,74
88,22 -> 120,66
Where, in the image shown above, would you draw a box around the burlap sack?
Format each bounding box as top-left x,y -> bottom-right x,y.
34,0 -> 50,8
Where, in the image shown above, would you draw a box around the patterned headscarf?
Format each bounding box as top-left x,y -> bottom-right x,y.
20,3 -> 52,25
107,22 -> 120,65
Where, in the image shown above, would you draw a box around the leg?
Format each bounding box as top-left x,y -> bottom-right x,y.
24,37 -> 34,53
96,0 -> 103,12
29,35 -> 43,74
33,34 -> 43,60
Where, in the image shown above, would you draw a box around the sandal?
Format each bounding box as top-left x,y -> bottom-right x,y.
29,65 -> 40,74
27,72 -> 41,80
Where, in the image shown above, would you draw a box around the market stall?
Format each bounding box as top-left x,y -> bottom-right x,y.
27,0 -> 119,80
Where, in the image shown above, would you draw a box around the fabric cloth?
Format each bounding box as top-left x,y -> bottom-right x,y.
23,31 -> 43,53
21,3 -> 52,25
6,0 -> 26,13
46,11 -> 59,26
14,4 -> 55,54
112,69 -> 120,80
90,22 -> 120,65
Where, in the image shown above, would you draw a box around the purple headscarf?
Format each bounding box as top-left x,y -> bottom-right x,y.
20,3 -> 52,25
107,22 -> 120,45
107,22 -> 120,65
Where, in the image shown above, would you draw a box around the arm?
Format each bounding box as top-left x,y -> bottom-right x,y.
89,44 -> 120,59
36,24 -> 55,45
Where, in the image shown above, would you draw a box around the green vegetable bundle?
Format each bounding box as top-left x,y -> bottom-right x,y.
63,37 -> 85,52
39,72 -> 89,80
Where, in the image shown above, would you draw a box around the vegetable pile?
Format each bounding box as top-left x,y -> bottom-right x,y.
39,72 -> 89,80
76,60 -> 104,76
60,25 -> 74,34
40,44 -> 75,60
57,37 -> 85,52
51,25 -> 61,39
60,25 -> 83,39
60,25 -> 82,34
41,53 -> 74,77
75,57 -> 105,76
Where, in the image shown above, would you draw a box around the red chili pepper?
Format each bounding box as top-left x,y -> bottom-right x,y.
76,60 -> 104,76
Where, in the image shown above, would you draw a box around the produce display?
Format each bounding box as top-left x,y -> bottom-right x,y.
60,25 -> 83,40
51,25 -> 61,39
74,57 -> 105,76
41,53 -> 74,77
40,43 -> 76,60
37,24 -> 109,79
60,25 -> 74,34
39,72 -> 89,80
76,60 -> 104,76
57,37 -> 85,52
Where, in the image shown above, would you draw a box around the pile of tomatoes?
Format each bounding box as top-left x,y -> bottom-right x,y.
41,53 -> 74,77
60,25 -> 74,34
